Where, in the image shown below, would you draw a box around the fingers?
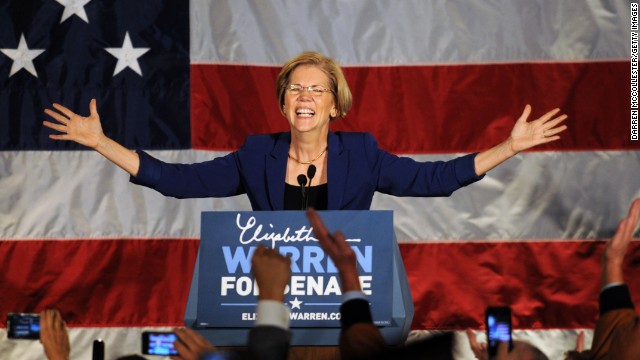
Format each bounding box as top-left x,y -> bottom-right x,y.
466,329 -> 479,349
89,98 -> 98,117
612,199 -> 640,245
518,105 -> 567,126
543,125 -> 567,138
628,198 -> 640,225
51,309 -> 64,331
306,208 -> 330,239
174,327 -> 215,360
607,201 -> 640,261
537,107 -> 561,123
44,108 -> 70,125
179,327 -> 212,348
575,331 -> 584,352
252,244 -> 288,261
252,244 -> 291,270
495,341 -> 509,358
466,329 -> 488,360
42,120 -> 69,134
40,310 -> 52,344
39,309 -> 67,345
542,114 -> 568,130
52,103 -> 77,119
306,209 -> 338,253
332,230 -> 351,253
538,135 -> 561,145
252,244 -> 266,259
516,104 -> 532,123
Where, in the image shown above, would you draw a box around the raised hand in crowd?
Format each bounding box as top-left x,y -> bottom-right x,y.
245,245 -> 293,360
171,327 -> 216,360
251,245 -> 291,302
563,331 -> 590,360
306,208 -> 387,360
588,198 -> 640,359
602,198 -> 640,286
39,309 -> 71,360
466,329 -> 548,360
305,208 -> 360,292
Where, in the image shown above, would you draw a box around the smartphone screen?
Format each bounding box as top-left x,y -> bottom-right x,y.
485,306 -> 512,356
142,331 -> 178,356
7,313 -> 41,340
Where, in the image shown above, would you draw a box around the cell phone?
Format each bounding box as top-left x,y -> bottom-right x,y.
142,331 -> 178,356
485,306 -> 512,356
7,313 -> 41,340
93,339 -> 105,360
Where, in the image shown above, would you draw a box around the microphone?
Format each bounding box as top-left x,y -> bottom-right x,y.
297,174 -> 307,210
307,165 -> 316,186
305,165 -> 316,209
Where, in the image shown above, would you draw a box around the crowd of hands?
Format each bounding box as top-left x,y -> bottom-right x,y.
32,200 -> 640,359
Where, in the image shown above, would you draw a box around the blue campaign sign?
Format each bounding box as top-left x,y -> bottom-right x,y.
196,211 -> 394,328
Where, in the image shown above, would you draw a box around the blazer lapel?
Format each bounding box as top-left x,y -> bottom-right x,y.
266,132 -> 290,210
328,132 -> 348,210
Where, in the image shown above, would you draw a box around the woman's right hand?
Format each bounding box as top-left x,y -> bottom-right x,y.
43,98 -> 105,149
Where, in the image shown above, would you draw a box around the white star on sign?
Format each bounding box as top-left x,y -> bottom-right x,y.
105,32 -> 150,77
289,297 -> 303,310
0,34 -> 45,78
56,0 -> 91,23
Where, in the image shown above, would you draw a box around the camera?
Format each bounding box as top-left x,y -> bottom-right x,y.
485,306 -> 512,356
142,331 -> 178,356
7,313 -> 41,340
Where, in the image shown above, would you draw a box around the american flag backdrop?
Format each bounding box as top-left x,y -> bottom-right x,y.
1,1 -> 639,359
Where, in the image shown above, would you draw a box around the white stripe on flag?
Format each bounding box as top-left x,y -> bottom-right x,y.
2,150 -> 638,241
190,0 -> 629,65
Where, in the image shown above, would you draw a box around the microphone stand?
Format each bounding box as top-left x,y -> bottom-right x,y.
305,165 -> 316,210
297,174 -> 307,210
297,164 -> 317,210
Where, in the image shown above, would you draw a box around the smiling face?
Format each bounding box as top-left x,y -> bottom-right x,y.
283,65 -> 338,135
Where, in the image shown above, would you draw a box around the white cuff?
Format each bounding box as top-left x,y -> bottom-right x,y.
255,300 -> 290,330
342,290 -> 367,303
601,282 -> 625,292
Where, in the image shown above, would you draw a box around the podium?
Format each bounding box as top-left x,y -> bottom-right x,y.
184,211 -> 413,346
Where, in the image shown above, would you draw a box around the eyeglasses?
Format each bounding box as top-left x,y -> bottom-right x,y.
286,84 -> 333,97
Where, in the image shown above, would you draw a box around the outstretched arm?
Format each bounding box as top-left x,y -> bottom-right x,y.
474,105 -> 568,175
43,99 -> 140,176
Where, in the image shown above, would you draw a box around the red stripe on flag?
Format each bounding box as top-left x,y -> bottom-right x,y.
191,61 -> 632,153
400,240 -> 640,330
0,239 -> 198,327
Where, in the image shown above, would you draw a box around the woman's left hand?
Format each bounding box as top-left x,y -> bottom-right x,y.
508,105 -> 568,153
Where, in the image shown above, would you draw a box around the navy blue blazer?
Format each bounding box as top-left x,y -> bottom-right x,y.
131,131 -> 483,210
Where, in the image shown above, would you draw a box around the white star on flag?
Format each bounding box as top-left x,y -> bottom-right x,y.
0,34 -> 45,78
289,297 -> 303,310
105,32 -> 150,77
56,0 -> 91,23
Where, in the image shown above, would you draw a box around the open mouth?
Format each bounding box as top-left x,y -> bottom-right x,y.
295,108 -> 315,118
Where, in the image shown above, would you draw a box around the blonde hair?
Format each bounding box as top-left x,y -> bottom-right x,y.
276,51 -> 352,121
